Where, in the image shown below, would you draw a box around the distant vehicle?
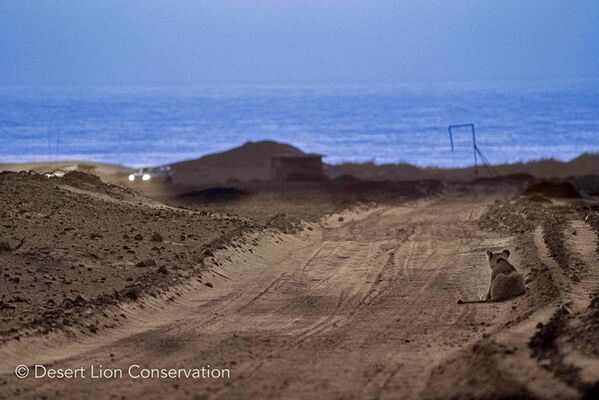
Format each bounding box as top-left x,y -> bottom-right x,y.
128,166 -> 172,183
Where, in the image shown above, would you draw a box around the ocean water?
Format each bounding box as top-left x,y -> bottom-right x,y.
1,81 -> 599,168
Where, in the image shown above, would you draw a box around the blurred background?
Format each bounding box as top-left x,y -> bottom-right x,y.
1,1 -> 598,168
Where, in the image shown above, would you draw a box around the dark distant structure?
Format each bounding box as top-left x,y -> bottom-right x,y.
271,154 -> 325,182
448,123 -> 497,177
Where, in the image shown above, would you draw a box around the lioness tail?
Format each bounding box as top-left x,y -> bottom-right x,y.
457,299 -> 494,304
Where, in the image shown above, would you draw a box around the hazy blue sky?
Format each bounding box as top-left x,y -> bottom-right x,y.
1,0 -> 598,86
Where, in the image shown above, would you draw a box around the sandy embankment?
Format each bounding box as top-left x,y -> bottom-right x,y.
0,171 -> 256,341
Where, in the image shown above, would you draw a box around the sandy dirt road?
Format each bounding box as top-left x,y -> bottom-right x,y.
1,193 -> 525,399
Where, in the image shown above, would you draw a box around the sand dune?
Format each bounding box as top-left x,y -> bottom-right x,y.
170,141 -> 303,185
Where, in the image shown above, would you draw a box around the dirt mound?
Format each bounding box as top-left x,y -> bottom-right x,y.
175,140 -> 303,168
171,140 -> 304,185
569,175 -> 599,196
479,198 -> 549,234
523,180 -> 582,199
63,170 -> 103,186
0,172 -> 248,341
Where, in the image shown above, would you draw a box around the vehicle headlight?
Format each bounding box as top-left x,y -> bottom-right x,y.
142,174 -> 151,181
128,174 -> 135,181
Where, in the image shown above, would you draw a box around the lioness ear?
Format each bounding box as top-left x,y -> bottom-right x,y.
502,249 -> 510,258
486,250 -> 492,259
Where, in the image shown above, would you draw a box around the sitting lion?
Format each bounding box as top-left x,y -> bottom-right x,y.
458,249 -> 526,304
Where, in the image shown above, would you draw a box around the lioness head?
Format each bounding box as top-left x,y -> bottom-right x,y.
486,249 -> 510,268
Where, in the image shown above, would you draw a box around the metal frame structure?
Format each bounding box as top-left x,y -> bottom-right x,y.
448,123 -> 496,177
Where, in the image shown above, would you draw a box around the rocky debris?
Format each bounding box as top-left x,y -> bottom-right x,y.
157,265 -> 168,274
0,171 -> 249,342
202,249 -> 214,257
11,296 -> 27,303
136,259 -> 157,268
0,236 -> 25,252
0,301 -> 15,310
267,213 -> 303,234
151,232 -> 163,242
123,286 -> 141,301
479,199 -> 545,234
62,294 -> 89,308
529,308 -> 568,355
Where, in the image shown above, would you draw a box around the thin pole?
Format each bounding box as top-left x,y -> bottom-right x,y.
472,126 -> 478,176
448,123 -> 478,176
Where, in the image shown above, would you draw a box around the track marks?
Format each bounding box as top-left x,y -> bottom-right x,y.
535,219 -> 599,312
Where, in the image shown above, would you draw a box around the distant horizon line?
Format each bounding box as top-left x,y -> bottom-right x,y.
1,77 -> 598,90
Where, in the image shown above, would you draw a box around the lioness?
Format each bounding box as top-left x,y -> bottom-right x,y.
458,249 -> 526,304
